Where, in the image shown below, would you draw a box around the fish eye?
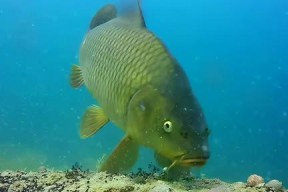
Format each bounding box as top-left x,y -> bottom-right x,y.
163,121 -> 173,133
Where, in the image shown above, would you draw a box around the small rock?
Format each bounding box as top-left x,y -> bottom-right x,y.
8,181 -> 27,192
1,171 -> 11,177
233,182 -> 245,188
0,183 -> 10,191
247,174 -> 264,187
133,175 -> 146,184
150,182 -> 174,192
255,183 -> 265,187
266,180 -> 283,191
153,172 -> 160,178
43,185 -> 56,192
39,166 -> 47,173
210,185 -> 231,192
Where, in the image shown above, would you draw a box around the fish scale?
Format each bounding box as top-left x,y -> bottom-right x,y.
80,20 -> 173,127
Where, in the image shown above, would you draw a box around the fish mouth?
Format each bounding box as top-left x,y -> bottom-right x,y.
178,157 -> 207,167
166,154 -> 208,170
163,154 -> 209,172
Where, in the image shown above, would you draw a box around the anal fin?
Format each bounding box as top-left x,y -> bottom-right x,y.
70,64 -> 84,88
99,135 -> 139,173
80,105 -> 109,138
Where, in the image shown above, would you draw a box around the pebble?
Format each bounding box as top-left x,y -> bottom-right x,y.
233,182 -> 245,188
1,171 -> 11,177
43,185 -> 56,192
38,166 -> 47,173
8,181 -> 27,192
0,170 -> 286,192
0,183 -> 9,191
209,185 -> 231,192
150,181 -> 174,192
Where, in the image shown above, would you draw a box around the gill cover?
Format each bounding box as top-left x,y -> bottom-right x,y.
126,85 -> 175,148
127,86 -> 162,139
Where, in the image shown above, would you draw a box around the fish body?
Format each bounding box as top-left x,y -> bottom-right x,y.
81,19 -> 174,130
70,2 -> 209,175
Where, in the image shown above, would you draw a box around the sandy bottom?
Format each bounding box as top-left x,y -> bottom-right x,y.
0,167 -> 286,192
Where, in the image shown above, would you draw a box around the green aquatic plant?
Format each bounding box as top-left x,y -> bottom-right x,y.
64,162 -> 89,180
125,163 -> 166,184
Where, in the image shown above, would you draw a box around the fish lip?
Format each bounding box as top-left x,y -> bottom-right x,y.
175,154 -> 208,167
180,158 -> 207,167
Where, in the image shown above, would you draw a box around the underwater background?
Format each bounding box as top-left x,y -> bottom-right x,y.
0,0 -> 287,186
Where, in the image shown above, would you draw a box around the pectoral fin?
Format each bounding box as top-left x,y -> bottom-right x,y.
70,64 -> 84,88
99,135 -> 139,173
80,105 -> 109,138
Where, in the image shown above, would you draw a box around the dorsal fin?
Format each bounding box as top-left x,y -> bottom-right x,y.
119,0 -> 146,28
136,0 -> 146,28
89,4 -> 117,30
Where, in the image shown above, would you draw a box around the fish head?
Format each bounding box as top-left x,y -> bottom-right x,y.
126,84 -> 210,168
164,97 -> 210,168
